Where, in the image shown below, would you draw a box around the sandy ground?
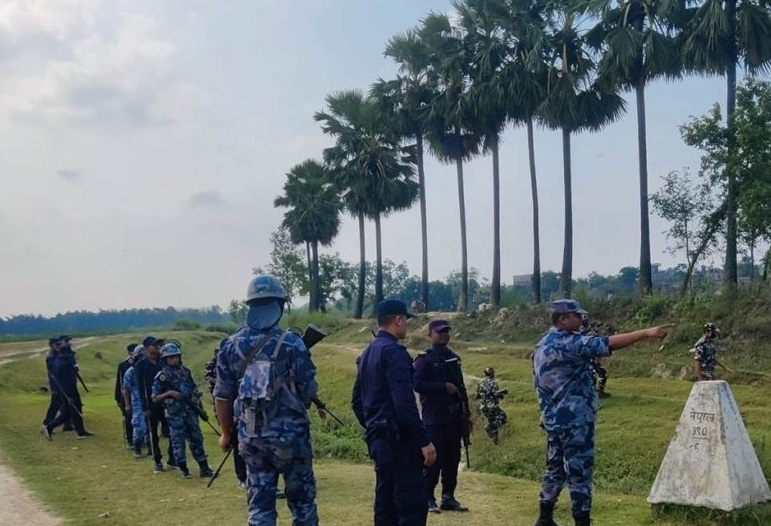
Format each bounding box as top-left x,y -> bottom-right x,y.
0,341 -> 71,525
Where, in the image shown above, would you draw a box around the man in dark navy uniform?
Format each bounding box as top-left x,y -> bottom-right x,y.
352,299 -> 437,526
413,319 -> 469,513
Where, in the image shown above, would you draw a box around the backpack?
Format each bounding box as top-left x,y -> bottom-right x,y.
236,330 -> 300,435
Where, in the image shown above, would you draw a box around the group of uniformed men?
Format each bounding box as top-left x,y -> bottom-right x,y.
39,273 -> 722,526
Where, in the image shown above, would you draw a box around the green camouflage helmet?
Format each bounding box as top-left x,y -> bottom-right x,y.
246,274 -> 288,303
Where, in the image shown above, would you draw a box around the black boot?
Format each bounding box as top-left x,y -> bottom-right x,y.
198,459 -> 214,478
573,511 -> 591,526
178,462 -> 192,479
533,501 -> 561,526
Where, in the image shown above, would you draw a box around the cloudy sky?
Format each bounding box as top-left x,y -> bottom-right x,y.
0,0 -> 731,316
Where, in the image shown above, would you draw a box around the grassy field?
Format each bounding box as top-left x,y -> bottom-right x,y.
0,320 -> 769,525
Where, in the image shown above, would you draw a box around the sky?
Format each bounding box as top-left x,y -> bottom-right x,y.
0,0 -> 733,317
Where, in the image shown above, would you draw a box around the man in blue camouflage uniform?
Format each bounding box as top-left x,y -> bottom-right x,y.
123,345 -> 149,458
413,319 -> 469,514
476,367 -> 507,444
532,299 -> 669,526
352,299 -> 437,526
215,274 -> 319,526
690,322 -> 720,381
152,343 -> 214,479
115,343 -> 138,448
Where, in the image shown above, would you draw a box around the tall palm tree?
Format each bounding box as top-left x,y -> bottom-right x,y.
420,12 -> 482,312
539,11 -> 627,298
680,0 -> 771,287
315,90 -> 419,317
586,0 -> 684,295
274,159 -> 342,312
463,0 -> 550,303
371,29 -> 436,310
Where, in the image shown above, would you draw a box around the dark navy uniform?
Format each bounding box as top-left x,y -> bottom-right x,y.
352,330 -> 430,526
115,345 -> 137,447
413,346 -> 464,507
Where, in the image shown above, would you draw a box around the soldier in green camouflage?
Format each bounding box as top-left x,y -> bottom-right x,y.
476,367 -> 507,444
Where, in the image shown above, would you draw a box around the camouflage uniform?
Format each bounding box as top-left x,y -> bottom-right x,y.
151,365 -> 208,468
123,365 -> 148,450
533,326 -> 611,516
216,325 -> 318,526
476,377 -> 507,442
692,335 -> 717,380
204,356 -> 217,397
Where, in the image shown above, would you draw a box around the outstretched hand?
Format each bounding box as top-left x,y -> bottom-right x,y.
647,324 -> 674,339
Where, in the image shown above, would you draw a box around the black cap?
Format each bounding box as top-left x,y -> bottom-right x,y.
428,319 -> 451,332
127,343 -> 138,354
59,335 -> 72,342
376,299 -> 415,319
49,337 -> 60,345
142,336 -> 158,347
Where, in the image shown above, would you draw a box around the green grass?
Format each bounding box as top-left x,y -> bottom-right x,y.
0,326 -> 770,525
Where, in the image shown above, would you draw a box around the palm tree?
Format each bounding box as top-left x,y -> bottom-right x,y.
681,0 -> 771,287
315,90 -> 419,317
462,0 -> 550,303
274,159 -> 342,312
420,12 -> 482,312
586,0 -> 684,295
539,11 -> 627,298
371,29 -> 436,310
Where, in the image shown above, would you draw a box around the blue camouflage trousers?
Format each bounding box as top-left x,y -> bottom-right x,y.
539,422 -> 595,515
168,411 -> 207,465
131,410 -> 148,447
240,434 -> 318,526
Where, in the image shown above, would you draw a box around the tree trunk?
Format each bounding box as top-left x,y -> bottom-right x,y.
311,239 -> 320,313
456,155 -> 469,312
636,79 -> 652,295
527,118 -> 542,303
559,128 -> 573,298
373,212 -> 384,316
724,0 -> 738,289
417,134 -> 430,310
491,136 -> 501,307
305,241 -> 316,312
354,212 -> 366,319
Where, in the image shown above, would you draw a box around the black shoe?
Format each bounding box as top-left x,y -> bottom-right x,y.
572,511 -> 591,526
62,425 -> 74,432
428,499 -> 441,514
440,497 -> 469,512
533,501 -> 560,526
76,431 -> 94,439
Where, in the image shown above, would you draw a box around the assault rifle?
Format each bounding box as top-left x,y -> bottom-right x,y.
299,325 -> 345,426
445,357 -> 472,468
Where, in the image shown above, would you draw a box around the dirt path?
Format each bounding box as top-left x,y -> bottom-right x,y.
0,341 -> 71,525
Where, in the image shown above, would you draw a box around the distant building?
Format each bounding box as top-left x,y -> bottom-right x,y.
512,274 -> 532,287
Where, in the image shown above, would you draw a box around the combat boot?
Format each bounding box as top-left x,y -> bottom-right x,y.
533,501 -> 561,526
198,460 -> 214,478
178,462 -> 192,479
572,511 -> 591,526
440,495 -> 469,512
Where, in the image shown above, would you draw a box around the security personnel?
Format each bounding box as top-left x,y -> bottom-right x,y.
215,274 -> 318,526
42,339 -> 93,439
690,322 -> 721,380
476,367 -> 507,444
41,337 -> 63,437
532,299 -> 669,526
352,299 -> 437,526
123,345 -> 150,457
115,343 -> 138,448
413,319 -> 469,513
152,343 -> 214,479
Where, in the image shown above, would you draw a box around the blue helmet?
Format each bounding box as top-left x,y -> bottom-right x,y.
246,274 -> 288,304
160,343 -> 182,360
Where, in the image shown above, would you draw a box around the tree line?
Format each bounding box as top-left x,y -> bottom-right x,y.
272,0 -> 771,318
0,307 -> 229,338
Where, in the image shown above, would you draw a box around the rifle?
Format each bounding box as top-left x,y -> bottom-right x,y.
445,357 -> 472,468
184,396 -> 222,436
48,370 -> 84,418
299,326 -> 346,426
311,396 -> 345,426
208,434 -> 236,488
75,370 -> 90,393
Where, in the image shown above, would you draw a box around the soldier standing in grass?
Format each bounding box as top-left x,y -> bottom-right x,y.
352,299 -> 436,526
690,322 -> 721,380
152,343 -> 214,479
476,367 -> 507,444
215,274 -> 319,526
115,343 -> 138,448
413,319 -> 470,514
123,345 -> 149,457
532,299 -> 670,526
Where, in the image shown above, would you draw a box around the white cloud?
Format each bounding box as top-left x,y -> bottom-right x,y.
0,1 -> 203,129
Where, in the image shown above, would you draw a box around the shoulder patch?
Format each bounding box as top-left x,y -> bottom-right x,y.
158,373 -> 166,382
